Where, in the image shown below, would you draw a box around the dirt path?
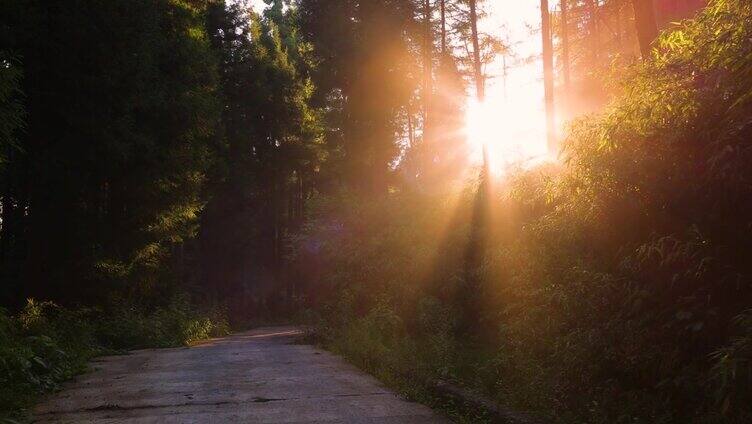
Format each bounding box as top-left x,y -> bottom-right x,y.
33,327 -> 448,423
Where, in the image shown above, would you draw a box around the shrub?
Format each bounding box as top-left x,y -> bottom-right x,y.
0,297 -> 229,421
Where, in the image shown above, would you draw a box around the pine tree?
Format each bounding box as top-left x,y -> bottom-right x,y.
200,2 -> 323,317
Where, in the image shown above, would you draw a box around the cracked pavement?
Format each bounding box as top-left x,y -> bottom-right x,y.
33,327 -> 449,423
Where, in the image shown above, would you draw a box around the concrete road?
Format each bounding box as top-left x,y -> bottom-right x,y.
33,327 -> 449,423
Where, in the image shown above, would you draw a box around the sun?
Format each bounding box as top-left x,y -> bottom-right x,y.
464,97 -> 551,173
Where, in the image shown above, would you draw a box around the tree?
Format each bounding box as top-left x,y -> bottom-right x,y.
633,0 -> 659,58
421,0 -> 436,173
0,53 -> 24,169
298,0 -> 417,194
423,0 -> 433,140
560,0 -> 571,89
200,1 -> 323,318
1,0 -> 220,305
0,52 -> 26,306
586,0 -> 600,61
468,0 -> 484,100
542,0 -> 556,150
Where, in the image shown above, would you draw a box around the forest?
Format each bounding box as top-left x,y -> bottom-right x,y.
2,0 -> 752,422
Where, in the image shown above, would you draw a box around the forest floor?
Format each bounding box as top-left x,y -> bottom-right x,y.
31,326 -> 448,423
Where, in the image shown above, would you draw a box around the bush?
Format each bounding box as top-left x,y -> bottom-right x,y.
0,297 -> 229,421
96,296 -> 229,349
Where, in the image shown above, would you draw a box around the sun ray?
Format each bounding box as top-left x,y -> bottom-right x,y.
464,97 -> 551,174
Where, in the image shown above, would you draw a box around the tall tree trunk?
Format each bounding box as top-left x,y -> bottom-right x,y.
560,0 -> 571,89
469,0 -> 484,101
271,157 -> 284,306
587,0 -> 600,61
616,1 -> 624,51
463,0 -> 490,337
633,0 -> 659,58
423,0 -> 433,137
541,0 -> 556,151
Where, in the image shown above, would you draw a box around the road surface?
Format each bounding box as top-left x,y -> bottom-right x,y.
33,327 -> 449,423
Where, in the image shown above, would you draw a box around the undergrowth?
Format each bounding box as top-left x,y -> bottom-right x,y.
0,297 -> 228,421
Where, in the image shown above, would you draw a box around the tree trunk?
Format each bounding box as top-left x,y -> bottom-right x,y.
541,0 -> 556,151
423,0 -> 433,139
633,0 -> 659,58
469,0 -> 484,101
561,0 -> 571,89
616,1 -> 623,51
271,158 -> 284,306
587,0 -> 600,61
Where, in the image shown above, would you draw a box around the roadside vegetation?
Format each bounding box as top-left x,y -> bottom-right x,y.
0,298 -> 228,421
294,2 -> 752,422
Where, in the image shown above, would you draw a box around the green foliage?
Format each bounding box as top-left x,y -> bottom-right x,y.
95,296 -> 229,349
0,52 -> 24,168
296,1 -> 752,422
0,298 -> 228,420
198,2 -> 324,318
0,0 -> 221,304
